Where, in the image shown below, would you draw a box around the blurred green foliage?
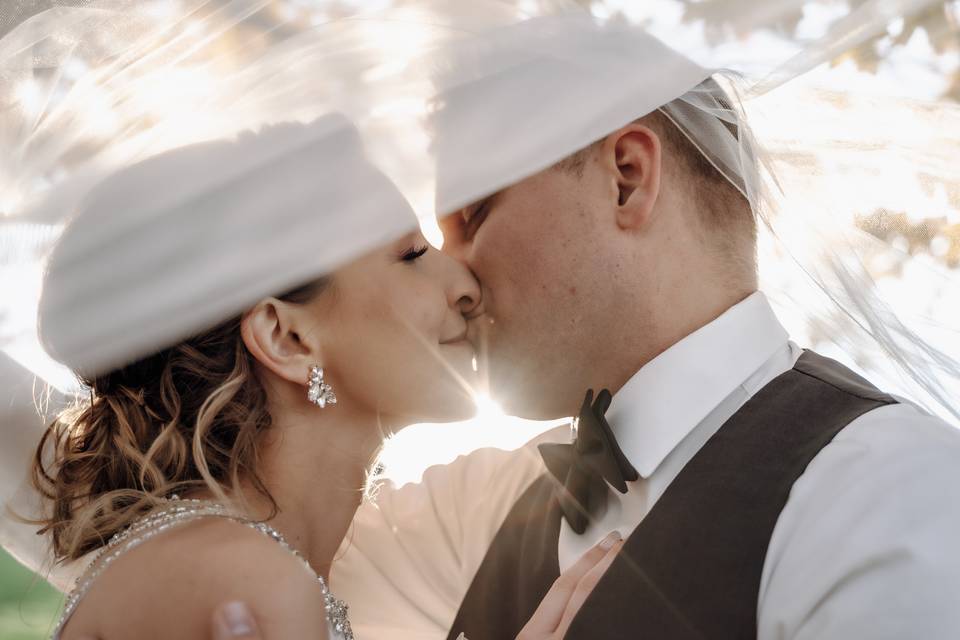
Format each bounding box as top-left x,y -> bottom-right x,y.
0,548 -> 61,640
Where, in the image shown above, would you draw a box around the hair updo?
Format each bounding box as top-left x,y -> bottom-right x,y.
26,119 -> 362,563
32,278 -> 326,563
28,115 -> 405,563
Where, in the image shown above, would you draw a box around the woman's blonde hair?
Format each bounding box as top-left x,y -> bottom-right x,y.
31,280 -> 326,563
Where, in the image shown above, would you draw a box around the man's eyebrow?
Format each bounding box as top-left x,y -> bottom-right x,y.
466,190 -> 501,213
462,199 -> 484,216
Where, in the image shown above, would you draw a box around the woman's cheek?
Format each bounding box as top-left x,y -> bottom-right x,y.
387,276 -> 440,333
419,288 -> 450,340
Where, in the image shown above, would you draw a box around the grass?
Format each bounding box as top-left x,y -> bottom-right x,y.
0,548 -> 63,640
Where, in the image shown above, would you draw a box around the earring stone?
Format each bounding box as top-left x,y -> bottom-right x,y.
307,365 -> 337,408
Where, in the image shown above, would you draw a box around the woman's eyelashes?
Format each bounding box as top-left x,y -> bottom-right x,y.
400,245 -> 429,262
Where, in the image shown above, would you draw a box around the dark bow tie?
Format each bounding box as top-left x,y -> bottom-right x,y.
538,389 -> 639,534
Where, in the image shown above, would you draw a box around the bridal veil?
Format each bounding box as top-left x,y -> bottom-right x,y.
0,0 -> 957,586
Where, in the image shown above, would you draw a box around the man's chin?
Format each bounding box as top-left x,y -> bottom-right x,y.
488,376 -> 572,421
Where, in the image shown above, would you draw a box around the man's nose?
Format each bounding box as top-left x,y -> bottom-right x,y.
437,213 -> 471,263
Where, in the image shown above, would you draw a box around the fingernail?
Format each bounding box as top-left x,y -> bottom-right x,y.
216,601 -> 255,637
598,531 -> 622,551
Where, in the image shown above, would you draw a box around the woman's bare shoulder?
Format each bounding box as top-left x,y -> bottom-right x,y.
60,517 -> 329,640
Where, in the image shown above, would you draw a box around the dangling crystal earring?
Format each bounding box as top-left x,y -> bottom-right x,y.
307,365 -> 337,408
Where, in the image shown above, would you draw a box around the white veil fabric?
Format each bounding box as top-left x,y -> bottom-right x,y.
1,0 -> 958,587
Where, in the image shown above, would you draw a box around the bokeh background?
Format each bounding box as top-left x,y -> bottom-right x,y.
1,0 -> 958,637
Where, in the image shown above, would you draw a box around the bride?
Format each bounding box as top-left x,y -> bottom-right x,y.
32,119 -> 621,640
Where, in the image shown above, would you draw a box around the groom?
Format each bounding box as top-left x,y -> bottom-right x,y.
215,62 -> 960,640
394,88 -> 960,639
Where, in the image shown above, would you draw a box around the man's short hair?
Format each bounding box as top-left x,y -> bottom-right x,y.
555,103 -> 757,279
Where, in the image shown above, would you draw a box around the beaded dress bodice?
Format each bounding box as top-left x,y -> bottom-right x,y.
51,498 -> 354,639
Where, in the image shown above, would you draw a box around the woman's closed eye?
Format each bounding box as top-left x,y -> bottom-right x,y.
400,245 -> 429,262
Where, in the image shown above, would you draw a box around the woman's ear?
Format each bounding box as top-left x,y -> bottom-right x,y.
602,123 -> 662,231
241,298 -> 317,385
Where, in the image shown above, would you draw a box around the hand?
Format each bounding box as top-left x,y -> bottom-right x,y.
204,533 -> 624,640
515,530 -> 624,640
212,601 -> 263,639
73,601 -> 261,640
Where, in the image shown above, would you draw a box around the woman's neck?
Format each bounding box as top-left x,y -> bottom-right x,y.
238,402 -> 387,581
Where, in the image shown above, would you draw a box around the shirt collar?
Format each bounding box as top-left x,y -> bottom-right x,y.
606,291 -> 789,478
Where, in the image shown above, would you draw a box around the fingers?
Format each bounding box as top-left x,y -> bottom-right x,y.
554,537 -> 624,637
518,531 -> 622,637
213,601 -> 262,639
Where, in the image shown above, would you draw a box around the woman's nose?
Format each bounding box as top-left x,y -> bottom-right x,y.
444,253 -> 481,316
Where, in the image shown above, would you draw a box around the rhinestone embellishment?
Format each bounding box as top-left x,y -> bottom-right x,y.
51,497 -> 354,640
307,365 -> 337,408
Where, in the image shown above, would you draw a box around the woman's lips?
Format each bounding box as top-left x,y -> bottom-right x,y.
441,338 -> 473,352
440,331 -> 468,346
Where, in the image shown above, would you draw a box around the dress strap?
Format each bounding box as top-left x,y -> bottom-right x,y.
51,498 -> 354,640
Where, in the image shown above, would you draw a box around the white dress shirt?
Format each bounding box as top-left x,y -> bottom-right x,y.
332,292 -> 960,639
558,291 -> 798,570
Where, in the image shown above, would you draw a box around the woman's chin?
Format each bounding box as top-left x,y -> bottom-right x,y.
380,352 -> 481,427
394,388 -> 479,428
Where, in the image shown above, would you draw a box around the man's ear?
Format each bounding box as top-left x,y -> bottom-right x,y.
241,298 -> 317,386
601,123 -> 662,231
